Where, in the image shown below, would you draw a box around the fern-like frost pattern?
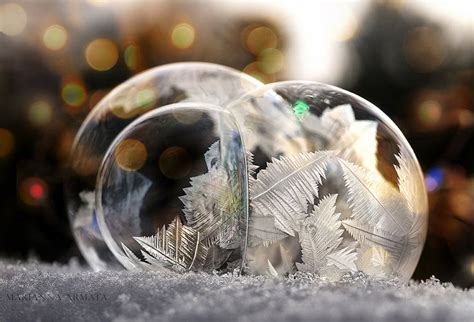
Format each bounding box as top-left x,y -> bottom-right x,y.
122,104 -> 425,280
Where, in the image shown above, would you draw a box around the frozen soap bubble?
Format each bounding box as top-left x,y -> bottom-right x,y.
66,63 -> 262,271
226,81 -> 428,282
96,103 -> 248,272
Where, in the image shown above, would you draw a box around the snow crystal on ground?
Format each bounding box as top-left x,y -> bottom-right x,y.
0,259 -> 473,322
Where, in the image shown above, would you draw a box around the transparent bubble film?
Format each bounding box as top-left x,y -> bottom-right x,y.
66,63 -> 262,271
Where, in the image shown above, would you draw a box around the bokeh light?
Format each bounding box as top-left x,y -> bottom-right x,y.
30,182 -> 45,199
42,24 -> 68,51
114,139 -> 147,171
19,177 -> 48,206
245,26 -> 277,55
159,146 -> 192,179
243,62 -> 275,84
28,100 -> 53,126
124,44 -> 138,70
0,3 -> 27,36
85,38 -> 119,71
0,128 -> 15,158
62,81 -> 87,107
257,48 -> 284,74
171,23 -> 195,49
293,100 -> 310,121
425,167 -> 445,192
418,100 -> 442,126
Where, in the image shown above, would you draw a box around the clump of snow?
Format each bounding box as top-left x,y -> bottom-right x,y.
0,259 -> 473,322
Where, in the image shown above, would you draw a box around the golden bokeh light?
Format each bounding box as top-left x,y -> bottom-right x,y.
243,62 -> 275,84
42,24 -> 68,50
159,146 -> 192,179
0,3 -> 27,36
171,23 -> 195,49
0,128 -> 15,158
418,100 -> 442,126
246,26 -> 277,55
85,38 -> 119,71
28,100 -> 52,126
114,139 -> 147,171
62,82 -> 87,107
258,48 -> 285,74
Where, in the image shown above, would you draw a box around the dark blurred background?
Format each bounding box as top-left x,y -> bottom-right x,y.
0,0 -> 473,286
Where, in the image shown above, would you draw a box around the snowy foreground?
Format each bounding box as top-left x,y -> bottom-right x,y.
1,260 -> 473,322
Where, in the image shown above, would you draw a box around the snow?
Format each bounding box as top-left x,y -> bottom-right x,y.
1,259 -> 473,322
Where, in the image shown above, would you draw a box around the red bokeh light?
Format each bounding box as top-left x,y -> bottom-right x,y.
19,177 -> 48,206
29,182 -> 45,200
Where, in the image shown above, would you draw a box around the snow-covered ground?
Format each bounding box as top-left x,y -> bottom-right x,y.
1,260 -> 473,322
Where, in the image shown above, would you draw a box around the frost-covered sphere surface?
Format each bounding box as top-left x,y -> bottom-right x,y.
66,63 -> 262,271
96,103 -> 249,273
226,81 -> 428,282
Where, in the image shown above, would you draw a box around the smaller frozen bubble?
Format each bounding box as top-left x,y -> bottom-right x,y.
96,103 -> 249,273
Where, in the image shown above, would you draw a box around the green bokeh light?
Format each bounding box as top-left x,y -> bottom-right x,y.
293,100 -> 310,121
